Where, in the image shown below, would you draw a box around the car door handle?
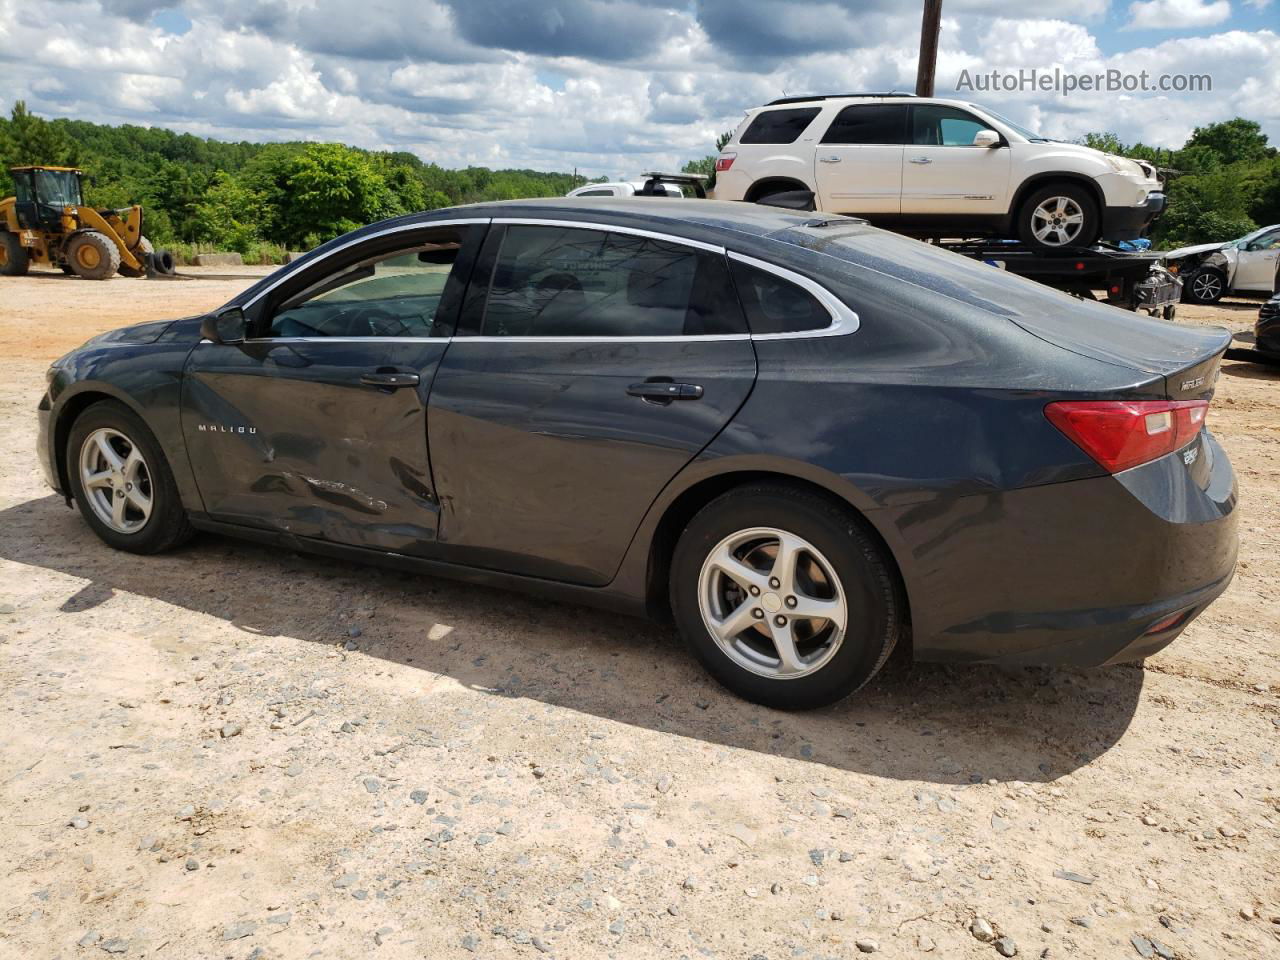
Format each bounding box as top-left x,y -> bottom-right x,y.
627,381 -> 703,403
818,156 -> 842,163
909,157 -> 933,164
359,371 -> 420,388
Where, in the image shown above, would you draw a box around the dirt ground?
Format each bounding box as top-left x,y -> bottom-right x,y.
0,265 -> 1276,960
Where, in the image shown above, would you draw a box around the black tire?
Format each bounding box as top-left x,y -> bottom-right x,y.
1182,265 -> 1227,304
66,230 -> 121,280
153,249 -> 176,275
669,484 -> 902,710
118,235 -> 154,278
1016,182 -> 1100,250
0,231 -> 30,276
66,400 -> 194,554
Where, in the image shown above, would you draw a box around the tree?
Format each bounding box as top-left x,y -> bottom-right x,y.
681,130 -> 733,191
192,172 -> 265,254
1184,118 -> 1272,167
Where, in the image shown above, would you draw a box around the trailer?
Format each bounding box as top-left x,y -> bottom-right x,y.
934,240 -> 1182,317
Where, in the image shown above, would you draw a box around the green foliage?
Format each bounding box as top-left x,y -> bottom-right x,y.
0,104 -> 584,251
683,130 -> 733,192
1076,117 -> 1277,247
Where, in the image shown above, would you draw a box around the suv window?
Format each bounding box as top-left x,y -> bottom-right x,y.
820,104 -> 907,145
729,260 -> 832,335
911,104 -> 990,146
740,108 -> 822,145
479,225 -> 745,338
575,188 -> 616,197
269,240 -> 462,338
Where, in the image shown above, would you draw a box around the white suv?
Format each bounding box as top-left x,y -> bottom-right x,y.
713,94 -> 1164,251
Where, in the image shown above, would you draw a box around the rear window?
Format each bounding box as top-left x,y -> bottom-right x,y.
730,260 -> 831,335
820,104 -> 907,145
740,108 -> 821,145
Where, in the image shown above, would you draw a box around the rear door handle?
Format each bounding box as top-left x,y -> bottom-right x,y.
818,155 -> 842,163
909,157 -> 933,164
627,381 -> 703,403
360,371 -> 420,388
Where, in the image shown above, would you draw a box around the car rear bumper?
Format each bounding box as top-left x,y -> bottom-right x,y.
899,429 -> 1238,666
1101,193 -> 1165,241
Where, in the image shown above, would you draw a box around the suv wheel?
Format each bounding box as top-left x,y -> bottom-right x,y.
1017,183 -> 1099,250
1182,265 -> 1227,304
670,485 -> 902,710
67,401 -> 194,554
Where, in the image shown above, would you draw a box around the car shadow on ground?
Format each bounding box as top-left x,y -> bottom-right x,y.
0,495 -> 1144,786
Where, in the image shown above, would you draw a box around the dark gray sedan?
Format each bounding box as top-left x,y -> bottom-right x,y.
38,199 -> 1237,708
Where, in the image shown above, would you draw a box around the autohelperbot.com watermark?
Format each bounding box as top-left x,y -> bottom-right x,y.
955,67 -> 1212,97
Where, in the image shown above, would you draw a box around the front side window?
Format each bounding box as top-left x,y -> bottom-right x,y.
911,105 -> 990,146
740,107 -> 822,145
478,225 -> 745,338
730,260 -> 832,335
820,104 -> 908,145
268,239 -> 462,338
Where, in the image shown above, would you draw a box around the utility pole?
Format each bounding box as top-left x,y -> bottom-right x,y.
915,0 -> 943,97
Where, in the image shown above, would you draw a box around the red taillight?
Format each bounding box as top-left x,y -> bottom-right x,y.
1044,399 -> 1209,473
715,152 -> 736,172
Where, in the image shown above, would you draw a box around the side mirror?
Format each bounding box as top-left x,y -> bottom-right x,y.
201,306 -> 246,344
973,129 -> 1001,148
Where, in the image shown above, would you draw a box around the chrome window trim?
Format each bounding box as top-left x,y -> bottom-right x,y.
727,250 -> 859,339
240,217 -> 492,310
459,334 -> 751,344
490,217 -> 726,255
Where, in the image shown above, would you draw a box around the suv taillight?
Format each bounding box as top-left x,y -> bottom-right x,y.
715,153 -> 736,172
1044,400 -> 1209,473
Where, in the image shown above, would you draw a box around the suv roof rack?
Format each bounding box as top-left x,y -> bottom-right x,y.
766,92 -> 917,106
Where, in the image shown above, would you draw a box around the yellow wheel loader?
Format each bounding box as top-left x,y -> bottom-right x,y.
0,166 -> 160,280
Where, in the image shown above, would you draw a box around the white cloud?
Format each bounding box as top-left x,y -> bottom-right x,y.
2,0 -> 1275,179
1126,0 -> 1232,30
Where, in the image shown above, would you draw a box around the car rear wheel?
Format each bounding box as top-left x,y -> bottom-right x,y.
1017,183 -> 1099,250
67,401 -> 194,554
1182,265 -> 1227,304
670,485 -> 902,709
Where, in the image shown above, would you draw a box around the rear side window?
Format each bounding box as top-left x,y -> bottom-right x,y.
479,225 -> 746,338
820,104 -> 907,145
729,260 -> 832,335
740,108 -> 821,144
575,188 -> 616,197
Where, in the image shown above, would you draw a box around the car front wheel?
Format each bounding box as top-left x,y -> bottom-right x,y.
67,400 -> 194,554
670,485 -> 902,709
1017,183 -> 1100,250
1182,265 -> 1228,304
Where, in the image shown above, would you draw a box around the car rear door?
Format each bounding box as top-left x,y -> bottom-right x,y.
181,221 -> 485,555
900,103 -> 1011,216
813,103 -> 907,215
426,220 -> 757,586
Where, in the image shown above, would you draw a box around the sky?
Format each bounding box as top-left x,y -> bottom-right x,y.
2,0 -> 1277,178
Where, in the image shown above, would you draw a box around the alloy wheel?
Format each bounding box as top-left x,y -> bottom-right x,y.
697,526 -> 847,680
1191,272 -> 1223,301
79,427 -> 153,534
1030,196 -> 1086,247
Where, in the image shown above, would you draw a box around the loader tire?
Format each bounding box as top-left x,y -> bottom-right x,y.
0,232 -> 30,276
118,236 -> 153,278
67,230 -> 121,281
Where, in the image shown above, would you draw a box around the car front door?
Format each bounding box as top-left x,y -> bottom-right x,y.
900,104 -> 1011,216
1234,229 -> 1280,291
812,103 -> 907,216
181,221 -> 485,555
426,221 -> 758,586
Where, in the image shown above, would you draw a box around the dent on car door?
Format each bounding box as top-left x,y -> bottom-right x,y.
181,223 -> 485,554
426,222 -> 758,586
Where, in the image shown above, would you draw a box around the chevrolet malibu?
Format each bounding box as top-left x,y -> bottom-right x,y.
37,199 -> 1238,709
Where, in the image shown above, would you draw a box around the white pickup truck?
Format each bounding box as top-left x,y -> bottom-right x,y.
713,93 -> 1165,251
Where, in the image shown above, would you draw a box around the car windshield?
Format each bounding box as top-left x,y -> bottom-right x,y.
34,170 -> 82,207
972,105 -> 1049,142
1234,225 -> 1277,245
